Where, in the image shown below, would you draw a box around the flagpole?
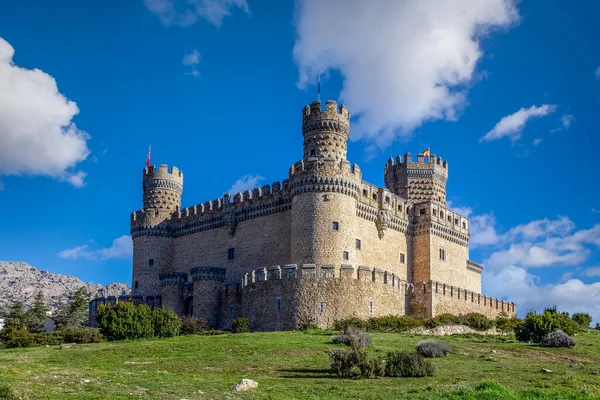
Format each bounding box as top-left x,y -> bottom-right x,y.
318,73 -> 321,102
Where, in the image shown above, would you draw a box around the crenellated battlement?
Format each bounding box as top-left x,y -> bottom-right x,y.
143,164 -> 184,183
302,100 -> 351,160
384,152 -> 449,206
302,100 -> 350,125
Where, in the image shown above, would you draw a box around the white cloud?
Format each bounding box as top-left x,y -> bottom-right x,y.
0,37 -> 90,188
183,49 -> 200,66
226,173 -> 265,195
480,104 -> 556,143
584,267 -> 600,277
561,114 -> 574,129
144,0 -> 248,28
293,0 -> 519,151
593,208 -> 600,214
595,65 -> 600,79
532,138 -> 542,146
483,266 -> 600,324
447,201 -> 499,247
58,235 -> 132,261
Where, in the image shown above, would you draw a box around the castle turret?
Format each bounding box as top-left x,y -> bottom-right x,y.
191,267 -> 226,328
383,153 -> 448,206
131,164 -> 183,307
302,100 -> 350,161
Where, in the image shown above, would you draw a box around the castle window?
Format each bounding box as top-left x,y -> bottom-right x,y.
228,248 -> 235,260
355,239 -> 361,250
317,301 -> 326,313
276,297 -> 282,311
420,208 -> 426,216
440,211 -> 444,219
399,252 -> 405,264
332,221 -> 339,231
286,268 -> 297,279
321,268 -> 334,279
398,204 -> 402,212
343,251 -> 349,261
310,149 -> 316,156
448,215 -> 452,222
433,209 -> 437,216
363,189 -> 368,197
439,245 -> 446,261
455,218 -> 459,225
148,259 -> 154,267
385,196 -> 390,203
369,299 -> 374,315
462,221 -> 467,229
372,193 -> 377,201
134,281 -> 139,289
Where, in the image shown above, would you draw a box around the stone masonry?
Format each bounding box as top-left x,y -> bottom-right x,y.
89,100 -> 515,330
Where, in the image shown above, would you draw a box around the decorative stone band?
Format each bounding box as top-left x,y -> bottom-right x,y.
466,260 -> 484,274
191,266 -> 226,282
131,225 -> 171,239
415,280 -> 516,314
158,272 -> 188,286
302,119 -> 349,137
413,221 -> 469,247
143,178 -> 183,192
289,175 -> 361,199
402,169 -> 448,181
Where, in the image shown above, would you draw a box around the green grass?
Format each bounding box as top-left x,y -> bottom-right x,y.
1,330 -> 599,399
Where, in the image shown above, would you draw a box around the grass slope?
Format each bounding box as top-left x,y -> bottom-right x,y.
0,331 -> 599,399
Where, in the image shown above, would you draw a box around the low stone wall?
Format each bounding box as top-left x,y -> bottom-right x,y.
411,280 -> 516,320
219,264 -> 410,330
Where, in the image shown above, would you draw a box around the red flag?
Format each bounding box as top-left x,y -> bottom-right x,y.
146,145 -> 151,167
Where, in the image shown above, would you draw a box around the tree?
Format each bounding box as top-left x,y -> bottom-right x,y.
572,313 -> 593,328
55,287 -> 89,330
3,301 -> 25,331
24,292 -> 49,333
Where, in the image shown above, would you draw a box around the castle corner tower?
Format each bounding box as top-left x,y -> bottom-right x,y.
301,100 -> 350,161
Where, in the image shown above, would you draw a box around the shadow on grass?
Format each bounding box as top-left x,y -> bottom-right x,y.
278,367 -> 333,379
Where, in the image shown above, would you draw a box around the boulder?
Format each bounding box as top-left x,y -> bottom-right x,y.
231,379 -> 258,391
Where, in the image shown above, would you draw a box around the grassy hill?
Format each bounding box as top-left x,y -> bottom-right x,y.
1,330 -> 599,399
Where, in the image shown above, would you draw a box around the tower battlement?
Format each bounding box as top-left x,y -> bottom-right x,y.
142,164 -> 184,214
143,164 -> 184,184
301,100 -> 350,161
384,152 -> 448,206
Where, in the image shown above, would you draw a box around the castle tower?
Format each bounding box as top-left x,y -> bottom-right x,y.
302,100 -> 350,160
383,153 -> 448,206
159,272 -> 188,315
191,267 -> 226,328
290,101 -> 361,271
131,164 -> 183,305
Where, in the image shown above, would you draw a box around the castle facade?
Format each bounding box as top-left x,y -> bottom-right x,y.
91,100 -> 515,330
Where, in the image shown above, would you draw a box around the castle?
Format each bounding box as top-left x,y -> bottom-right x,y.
90,100 -> 516,330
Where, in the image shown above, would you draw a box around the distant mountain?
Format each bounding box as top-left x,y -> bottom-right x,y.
0,261 -> 130,314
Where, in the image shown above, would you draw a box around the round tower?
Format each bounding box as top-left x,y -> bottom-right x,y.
383,153 -> 448,206
131,164 -> 184,304
159,272 -> 188,315
191,267 -> 226,328
290,101 -> 361,273
302,100 -> 350,160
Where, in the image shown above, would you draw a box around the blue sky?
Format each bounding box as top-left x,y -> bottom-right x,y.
0,0 -> 599,320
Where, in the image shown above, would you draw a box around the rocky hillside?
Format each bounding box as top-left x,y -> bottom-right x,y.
0,261 -> 130,313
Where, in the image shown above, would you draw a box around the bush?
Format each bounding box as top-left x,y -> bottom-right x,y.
298,322 -> 319,332
152,308 -> 181,338
232,317 -> 249,333
96,302 -> 154,341
541,330 -> 576,348
358,356 -> 385,379
572,313 -> 593,328
426,313 -> 460,328
329,347 -> 362,378
332,326 -> 371,348
33,331 -> 66,346
385,351 -> 434,378
62,328 -> 104,344
0,384 -> 17,400
416,340 -> 452,358
462,313 -> 494,331
495,312 -> 523,334
0,326 -> 34,348
367,315 -> 424,332
334,318 -> 368,331
516,308 -> 579,343
180,316 -> 207,335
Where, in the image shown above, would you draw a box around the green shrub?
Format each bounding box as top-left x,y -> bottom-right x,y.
416,340 -> 452,358
357,356 -> 385,379
232,317 -> 249,333
96,302 -> 154,341
462,313 -> 494,331
385,351 -> 434,378
367,315 -> 424,332
329,347 -> 362,378
0,325 -> 34,348
495,312 -> 523,334
332,326 -> 371,348
180,316 -> 207,335
516,308 -> 579,343
541,330 -> 576,348
62,328 -> 104,344
572,313 -> 592,328
333,318 -> 368,331
33,331 -> 66,346
0,384 -> 17,400
425,313 -> 460,329
298,322 -> 319,331
152,308 -> 181,338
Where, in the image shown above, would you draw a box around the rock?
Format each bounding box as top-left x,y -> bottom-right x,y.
0,261 -> 130,312
231,379 -> 258,391
59,343 -> 76,349
541,368 -> 552,373
491,350 -> 497,354
80,379 -> 90,384
592,371 -> 598,375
